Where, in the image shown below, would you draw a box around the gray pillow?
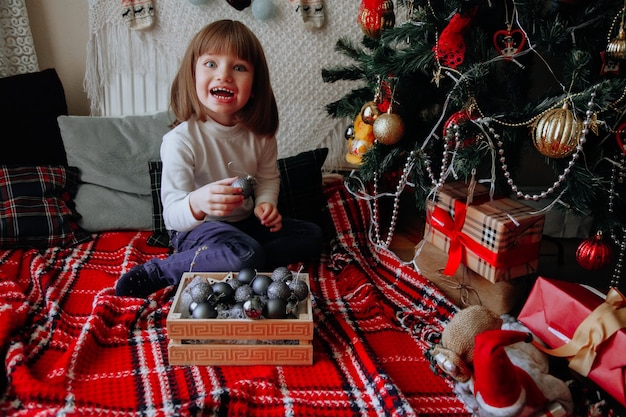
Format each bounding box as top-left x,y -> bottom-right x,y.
58,111 -> 173,231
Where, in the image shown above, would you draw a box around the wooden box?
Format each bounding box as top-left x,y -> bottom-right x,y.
166,272 -> 314,366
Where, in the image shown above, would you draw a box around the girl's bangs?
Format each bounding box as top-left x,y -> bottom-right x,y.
199,28 -> 254,63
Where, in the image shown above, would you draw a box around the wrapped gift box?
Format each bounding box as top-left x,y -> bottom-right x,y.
414,240 -> 532,315
425,181 -> 545,283
518,277 -> 626,407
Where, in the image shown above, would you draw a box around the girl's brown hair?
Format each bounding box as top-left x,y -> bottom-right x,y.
169,20 -> 279,137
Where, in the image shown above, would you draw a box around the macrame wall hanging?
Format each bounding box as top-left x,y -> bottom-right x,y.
85,0 -> 365,168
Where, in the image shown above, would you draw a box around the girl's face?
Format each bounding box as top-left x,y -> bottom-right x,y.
195,52 -> 254,126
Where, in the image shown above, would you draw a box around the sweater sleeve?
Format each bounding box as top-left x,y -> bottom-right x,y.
252,137 -> 280,207
160,128 -> 205,232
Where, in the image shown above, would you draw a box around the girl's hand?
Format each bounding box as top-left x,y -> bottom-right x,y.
255,202 -> 282,232
189,177 -> 244,219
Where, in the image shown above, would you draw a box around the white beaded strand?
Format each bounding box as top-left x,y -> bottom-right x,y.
608,152 -> 625,289
424,124 -> 461,188
490,91 -> 596,201
373,151 -> 417,248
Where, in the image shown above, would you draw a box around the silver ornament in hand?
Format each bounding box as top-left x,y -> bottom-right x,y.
232,175 -> 255,198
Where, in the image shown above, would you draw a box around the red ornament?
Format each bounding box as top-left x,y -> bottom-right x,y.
576,231 -> 614,270
442,107 -> 479,148
357,0 -> 395,39
434,7 -> 477,68
493,28 -> 526,59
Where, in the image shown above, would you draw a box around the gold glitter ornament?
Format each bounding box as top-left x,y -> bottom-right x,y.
360,101 -> 380,124
607,24 -> 626,60
373,112 -> 404,145
532,102 -> 583,158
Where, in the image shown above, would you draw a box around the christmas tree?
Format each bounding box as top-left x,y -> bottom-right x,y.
323,0 -> 626,279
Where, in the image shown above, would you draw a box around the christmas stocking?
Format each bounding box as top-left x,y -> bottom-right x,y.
291,0 -> 325,30
227,0 -> 252,10
122,0 -> 155,31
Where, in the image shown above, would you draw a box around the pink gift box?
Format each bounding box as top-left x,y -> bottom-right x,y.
518,277 -> 626,407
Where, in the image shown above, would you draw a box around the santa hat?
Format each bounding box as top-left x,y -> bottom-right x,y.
473,329 -> 548,416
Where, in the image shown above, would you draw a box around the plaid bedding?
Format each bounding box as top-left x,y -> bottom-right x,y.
0,181 -> 468,416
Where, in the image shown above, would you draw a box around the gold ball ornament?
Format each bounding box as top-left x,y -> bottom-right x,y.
360,101 -> 380,124
532,102 -> 583,158
607,25 -> 626,60
373,112 -> 404,145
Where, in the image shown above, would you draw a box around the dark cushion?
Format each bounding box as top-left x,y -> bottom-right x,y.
146,148 -> 329,247
0,69 -> 68,166
277,147 -> 329,224
0,165 -> 91,248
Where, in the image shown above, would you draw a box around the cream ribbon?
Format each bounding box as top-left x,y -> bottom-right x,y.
533,287 -> 626,377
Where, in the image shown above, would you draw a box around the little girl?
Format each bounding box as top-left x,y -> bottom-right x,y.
116,20 -> 324,298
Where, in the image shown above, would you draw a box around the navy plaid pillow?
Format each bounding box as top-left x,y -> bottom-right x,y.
0,166 -> 91,248
147,161 -> 170,248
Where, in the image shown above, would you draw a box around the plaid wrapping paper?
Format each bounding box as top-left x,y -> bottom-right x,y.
0,182 -> 469,417
425,182 -> 545,283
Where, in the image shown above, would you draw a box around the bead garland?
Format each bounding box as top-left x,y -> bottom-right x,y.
424,124 -> 461,188
608,152 -> 625,289
487,91 -> 596,201
372,150 -> 417,248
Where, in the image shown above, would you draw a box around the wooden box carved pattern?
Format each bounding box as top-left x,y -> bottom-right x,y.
166,272 -> 314,366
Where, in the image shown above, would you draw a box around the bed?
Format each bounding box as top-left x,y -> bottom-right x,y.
0,69 -> 470,416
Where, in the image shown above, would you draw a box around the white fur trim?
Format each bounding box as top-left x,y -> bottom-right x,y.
476,387 -> 526,417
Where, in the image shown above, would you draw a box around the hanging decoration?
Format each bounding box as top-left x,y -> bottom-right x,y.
493,1 -> 526,59
345,113 -> 376,165
576,231 -> 614,270
607,4 -> 626,59
433,6 -> 477,69
121,0 -> 155,31
357,0 -> 395,39
252,0 -> 277,20
493,27 -> 526,59
290,0 -> 325,30
371,76 -> 404,145
227,0 -> 252,11
600,51 -> 621,75
442,102 -> 480,149
531,102 -> 583,158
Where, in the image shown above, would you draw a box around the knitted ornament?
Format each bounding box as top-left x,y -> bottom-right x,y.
121,0 -> 155,31
290,0 -> 325,30
434,7 -> 477,68
227,0 -> 252,11
473,330 -> 548,414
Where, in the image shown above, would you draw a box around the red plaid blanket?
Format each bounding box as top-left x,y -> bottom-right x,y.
0,181 -> 468,416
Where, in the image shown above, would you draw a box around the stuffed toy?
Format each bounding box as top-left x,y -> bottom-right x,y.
346,113 -> 376,165
429,305 -> 573,417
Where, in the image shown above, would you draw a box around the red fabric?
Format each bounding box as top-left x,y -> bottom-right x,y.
0,184 -> 468,416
